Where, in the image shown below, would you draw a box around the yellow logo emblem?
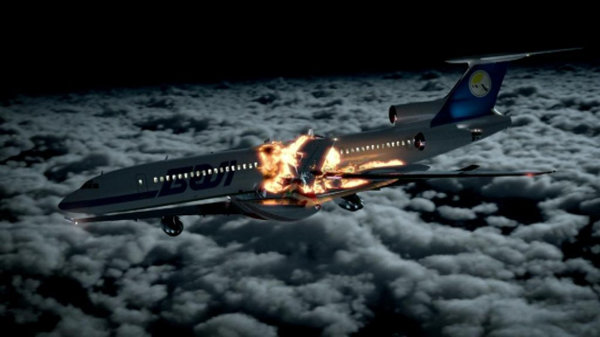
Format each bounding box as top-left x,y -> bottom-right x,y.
469,70 -> 492,97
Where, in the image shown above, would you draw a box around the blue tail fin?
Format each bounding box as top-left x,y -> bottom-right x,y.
431,62 -> 508,127
430,48 -> 580,127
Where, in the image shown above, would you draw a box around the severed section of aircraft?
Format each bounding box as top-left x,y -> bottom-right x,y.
59,50 -> 575,236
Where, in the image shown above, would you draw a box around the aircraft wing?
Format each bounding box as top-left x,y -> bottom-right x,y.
67,200 -> 241,224
314,167 -> 554,202
334,168 -> 555,180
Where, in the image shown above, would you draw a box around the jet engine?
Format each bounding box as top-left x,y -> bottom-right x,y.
388,99 -> 445,125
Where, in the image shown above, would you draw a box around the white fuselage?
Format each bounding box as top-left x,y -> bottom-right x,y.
59,112 -> 511,216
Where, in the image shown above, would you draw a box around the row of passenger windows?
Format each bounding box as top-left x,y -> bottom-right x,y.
138,138 -> 411,186
339,139 -> 413,155
150,161 -> 259,184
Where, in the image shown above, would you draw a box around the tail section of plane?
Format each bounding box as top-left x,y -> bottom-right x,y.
430,62 -> 507,127
430,48 -> 580,127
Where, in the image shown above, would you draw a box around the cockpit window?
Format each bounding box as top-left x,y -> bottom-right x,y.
81,181 -> 99,189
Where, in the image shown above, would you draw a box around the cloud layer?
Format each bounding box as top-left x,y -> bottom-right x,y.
1,61 -> 599,336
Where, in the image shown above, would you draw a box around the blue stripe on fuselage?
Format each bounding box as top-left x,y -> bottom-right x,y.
60,161 -> 239,211
59,190 -> 159,210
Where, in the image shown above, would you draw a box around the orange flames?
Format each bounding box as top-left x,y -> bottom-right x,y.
258,135 -> 310,194
257,135 -> 404,198
358,159 -> 405,171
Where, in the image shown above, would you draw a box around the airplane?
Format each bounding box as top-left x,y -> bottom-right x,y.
58,49 -> 576,236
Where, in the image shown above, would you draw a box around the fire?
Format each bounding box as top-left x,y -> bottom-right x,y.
258,135 -> 310,194
257,135 -> 404,198
358,159 -> 405,171
322,147 -> 340,172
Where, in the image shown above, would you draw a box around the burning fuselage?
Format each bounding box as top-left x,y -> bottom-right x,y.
60,50 -> 565,235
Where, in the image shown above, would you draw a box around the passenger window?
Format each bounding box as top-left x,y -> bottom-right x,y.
254,162 -> 258,167
208,169 -> 212,174
160,176 -> 164,182
225,166 -> 229,172
138,179 -> 143,185
220,167 -> 224,173
166,175 -> 170,181
242,163 -> 247,169
184,173 -> 188,179
237,165 -> 241,170
202,170 -> 206,176
153,177 -> 158,183
172,174 -> 176,180
248,163 -> 253,169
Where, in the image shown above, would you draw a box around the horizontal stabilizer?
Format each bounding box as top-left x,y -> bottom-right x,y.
446,48 -> 582,65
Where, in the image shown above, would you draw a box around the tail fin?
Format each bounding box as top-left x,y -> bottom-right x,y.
431,62 -> 507,127
430,48 -> 581,127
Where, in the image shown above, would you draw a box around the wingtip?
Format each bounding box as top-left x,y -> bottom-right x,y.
529,170 -> 556,177
64,216 -> 79,225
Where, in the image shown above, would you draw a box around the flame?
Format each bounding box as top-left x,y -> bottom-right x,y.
358,159 -> 405,171
258,135 -> 309,194
257,135 -> 404,197
322,147 -> 340,172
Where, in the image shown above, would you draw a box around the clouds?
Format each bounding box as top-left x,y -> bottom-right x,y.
194,313 -> 277,337
1,61 -> 600,336
437,206 -> 477,221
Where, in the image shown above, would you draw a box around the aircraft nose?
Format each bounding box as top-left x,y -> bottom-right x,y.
58,197 -> 68,211
58,193 -> 75,211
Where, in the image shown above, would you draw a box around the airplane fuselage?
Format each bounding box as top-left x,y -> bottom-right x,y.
59,111 -> 511,216
58,49 -> 572,235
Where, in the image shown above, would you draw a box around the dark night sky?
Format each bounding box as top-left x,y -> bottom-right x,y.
2,10 -> 597,98
2,8 -> 600,337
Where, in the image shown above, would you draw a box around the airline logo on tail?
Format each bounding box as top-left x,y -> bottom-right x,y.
468,70 -> 492,97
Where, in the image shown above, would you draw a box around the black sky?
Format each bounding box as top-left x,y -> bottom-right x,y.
1,10 -> 597,97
